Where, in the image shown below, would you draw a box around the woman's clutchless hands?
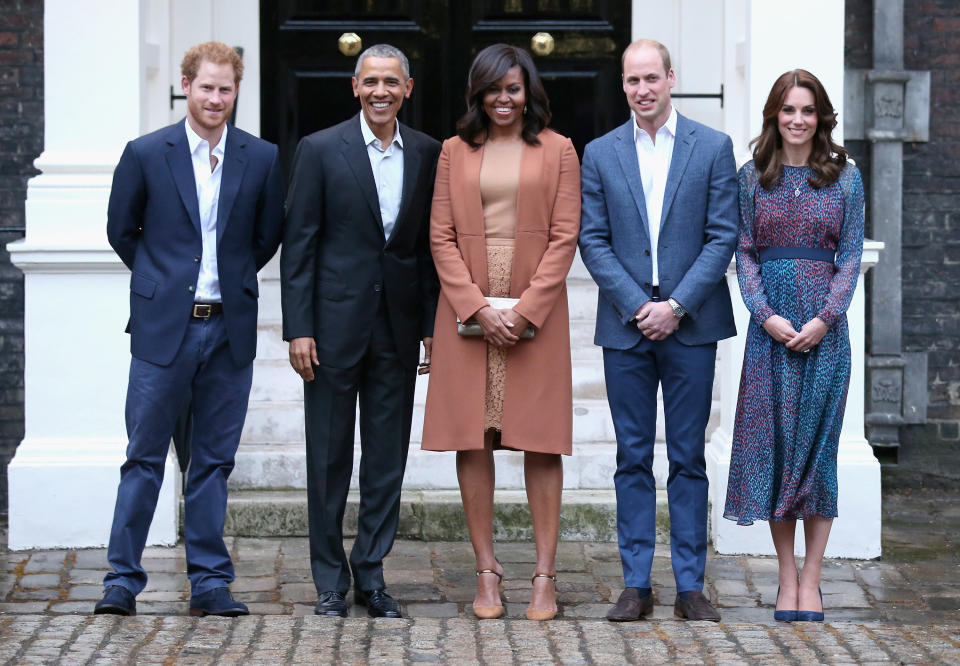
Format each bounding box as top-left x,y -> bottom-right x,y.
762,314 -> 828,353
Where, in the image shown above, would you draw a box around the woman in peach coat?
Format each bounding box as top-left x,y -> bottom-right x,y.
422,44 -> 581,621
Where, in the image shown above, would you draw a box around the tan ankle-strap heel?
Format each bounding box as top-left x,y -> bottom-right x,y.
526,573 -> 558,621
473,569 -> 504,619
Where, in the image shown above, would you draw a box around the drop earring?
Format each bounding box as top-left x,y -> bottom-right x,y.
523,105 -> 528,115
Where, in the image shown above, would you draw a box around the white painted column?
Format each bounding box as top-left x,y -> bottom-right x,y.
6,0 -> 178,549
706,0 -> 882,558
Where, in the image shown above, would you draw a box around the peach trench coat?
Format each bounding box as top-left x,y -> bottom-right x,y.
421,130 -> 581,455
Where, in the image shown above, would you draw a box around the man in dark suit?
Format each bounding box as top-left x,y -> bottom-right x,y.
579,39 -> 738,622
281,44 -> 440,618
95,42 -> 283,617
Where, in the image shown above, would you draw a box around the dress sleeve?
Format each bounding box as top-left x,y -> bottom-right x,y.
735,162 -> 777,325
817,163 -> 865,326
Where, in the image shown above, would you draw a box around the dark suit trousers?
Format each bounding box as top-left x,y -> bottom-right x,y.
304,299 -> 416,595
104,314 -> 253,596
603,335 -> 716,593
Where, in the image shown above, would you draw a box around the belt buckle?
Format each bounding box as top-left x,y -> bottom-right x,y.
192,303 -> 212,318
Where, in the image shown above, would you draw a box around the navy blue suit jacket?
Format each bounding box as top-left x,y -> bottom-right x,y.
107,121 -> 284,367
579,114 -> 739,348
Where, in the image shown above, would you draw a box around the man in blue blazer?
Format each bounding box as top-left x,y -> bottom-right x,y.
579,40 -> 738,622
95,42 -> 283,617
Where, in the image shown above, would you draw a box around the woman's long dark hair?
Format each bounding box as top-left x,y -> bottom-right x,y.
751,69 -> 848,190
456,43 -> 551,148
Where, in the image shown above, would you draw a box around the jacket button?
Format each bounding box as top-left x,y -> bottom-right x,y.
374,283 -> 382,292
188,285 -> 195,292
644,249 -> 650,256
194,256 -> 201,263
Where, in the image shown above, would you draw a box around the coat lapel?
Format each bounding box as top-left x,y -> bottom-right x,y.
386,124 -> 421,246
341,115 -> 384,236
613,120 -> 650,242
462,142 -> 488,292
659,114 -> 695,230
164,124 -> 201,234
216,126 -> 248,246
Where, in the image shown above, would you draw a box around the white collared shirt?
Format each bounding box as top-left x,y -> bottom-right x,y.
359,113 -> 404,240
185,119 -> 226,302
634,106 -> 677,287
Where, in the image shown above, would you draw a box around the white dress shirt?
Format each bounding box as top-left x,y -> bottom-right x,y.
360,113 -> 404,240
634,106 -> 677,287
185,119 -> 226,302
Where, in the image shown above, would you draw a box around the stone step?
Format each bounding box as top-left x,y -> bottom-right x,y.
217,488 -> 671,543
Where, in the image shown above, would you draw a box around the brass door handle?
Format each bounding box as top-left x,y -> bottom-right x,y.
339,32 -> 362,57
531,32 -> 555,56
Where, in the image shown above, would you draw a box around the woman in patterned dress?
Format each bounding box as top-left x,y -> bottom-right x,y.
723,70 -> 864,622
422,44 -> 581,620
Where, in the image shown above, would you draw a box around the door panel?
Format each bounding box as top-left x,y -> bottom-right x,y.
261,0 -> 630,173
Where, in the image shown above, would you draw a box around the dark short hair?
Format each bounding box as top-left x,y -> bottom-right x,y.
751,69 -> 848,190
456,43 -> 551,148
181,42 -> 244,85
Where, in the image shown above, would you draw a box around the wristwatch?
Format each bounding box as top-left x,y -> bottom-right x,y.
667,297 -> 686,319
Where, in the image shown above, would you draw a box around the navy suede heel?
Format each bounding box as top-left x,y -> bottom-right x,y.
796,587 -> 824,622
773,585 -> 798,622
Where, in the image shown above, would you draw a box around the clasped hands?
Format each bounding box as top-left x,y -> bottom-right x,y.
634,300 -> 679,341
288,336 -> 434,381
473,305 -> 530,348
761,314 -> 828,353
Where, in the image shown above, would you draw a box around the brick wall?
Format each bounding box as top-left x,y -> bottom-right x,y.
846,0 -> 960,449
0,0 -> 42,514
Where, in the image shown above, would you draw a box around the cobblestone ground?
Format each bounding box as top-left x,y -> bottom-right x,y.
0,488 -> 957,664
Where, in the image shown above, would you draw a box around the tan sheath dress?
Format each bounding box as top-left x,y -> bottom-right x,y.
479,138 -> 522,431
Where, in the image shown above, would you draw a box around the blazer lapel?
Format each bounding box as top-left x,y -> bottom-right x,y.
216,127 -> 248,246
386,124 -> 421,246
164,125 -> 201,234
659,114 -> 695,230
613,120 -> 650,241
341,115 -> 384,235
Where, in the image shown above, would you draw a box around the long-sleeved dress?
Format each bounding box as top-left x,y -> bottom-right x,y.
724,160 -> 864,525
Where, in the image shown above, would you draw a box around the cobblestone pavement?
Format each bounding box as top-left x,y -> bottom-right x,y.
0,487 -> 957,663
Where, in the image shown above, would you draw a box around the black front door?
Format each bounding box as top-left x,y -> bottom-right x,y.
261,1 -> 631,175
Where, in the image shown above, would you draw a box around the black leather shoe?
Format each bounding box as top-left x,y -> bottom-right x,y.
606,587 -> 654,622
314,591 -> 348,617
94,585 -> 136,616
355,588 -> 402,618
189,587 -> 249,617
674,590 -> 721,622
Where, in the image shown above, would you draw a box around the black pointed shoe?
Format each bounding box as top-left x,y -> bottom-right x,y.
314,591 -> 348,617
94,585 -> 136,616
189,587 -> 249,617
355,588 -> 402,618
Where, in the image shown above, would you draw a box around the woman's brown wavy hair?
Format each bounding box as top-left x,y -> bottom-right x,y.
751,69 -> 848,190
456,43 -> 551,148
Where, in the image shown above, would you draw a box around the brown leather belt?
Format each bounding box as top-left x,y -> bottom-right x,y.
191,302 -> 223,318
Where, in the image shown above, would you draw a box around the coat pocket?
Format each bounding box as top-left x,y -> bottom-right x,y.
130,271 -> 157,299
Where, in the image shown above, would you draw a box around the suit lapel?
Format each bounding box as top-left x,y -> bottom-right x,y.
341,115 -> 384,235
164,124 -> 201,234
614,120 -> 650,242
386,124 -> 421,246
660,114 -> 695,230
216,127 -> 248,246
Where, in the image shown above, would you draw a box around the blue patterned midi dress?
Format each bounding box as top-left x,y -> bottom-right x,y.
724,160 -> 864,525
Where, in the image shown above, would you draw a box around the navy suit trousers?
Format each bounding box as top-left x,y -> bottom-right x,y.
603,335 -> 716,593
104,313 -> 252,596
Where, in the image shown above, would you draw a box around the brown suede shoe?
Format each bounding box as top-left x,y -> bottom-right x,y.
673,591 -> 721,622
606,587 -> 654,622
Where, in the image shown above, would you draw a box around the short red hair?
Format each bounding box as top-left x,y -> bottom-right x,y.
181,42 -> 243,85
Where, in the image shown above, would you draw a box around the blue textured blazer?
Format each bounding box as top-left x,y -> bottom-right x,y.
578,113 -> 739,349
107,121 -> 284,367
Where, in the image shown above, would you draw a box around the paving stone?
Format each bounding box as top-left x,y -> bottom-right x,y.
18,573 -> 61,588
66,585 -> 103,600
403,602 -> 459,618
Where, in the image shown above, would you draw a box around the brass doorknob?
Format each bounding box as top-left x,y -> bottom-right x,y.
339,32 -> 362,57
531,32 -> 555,56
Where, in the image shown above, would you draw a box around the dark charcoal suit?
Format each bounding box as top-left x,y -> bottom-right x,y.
281,114 -> 440,595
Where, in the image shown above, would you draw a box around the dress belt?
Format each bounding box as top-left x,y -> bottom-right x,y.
758,247 -> 835,264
